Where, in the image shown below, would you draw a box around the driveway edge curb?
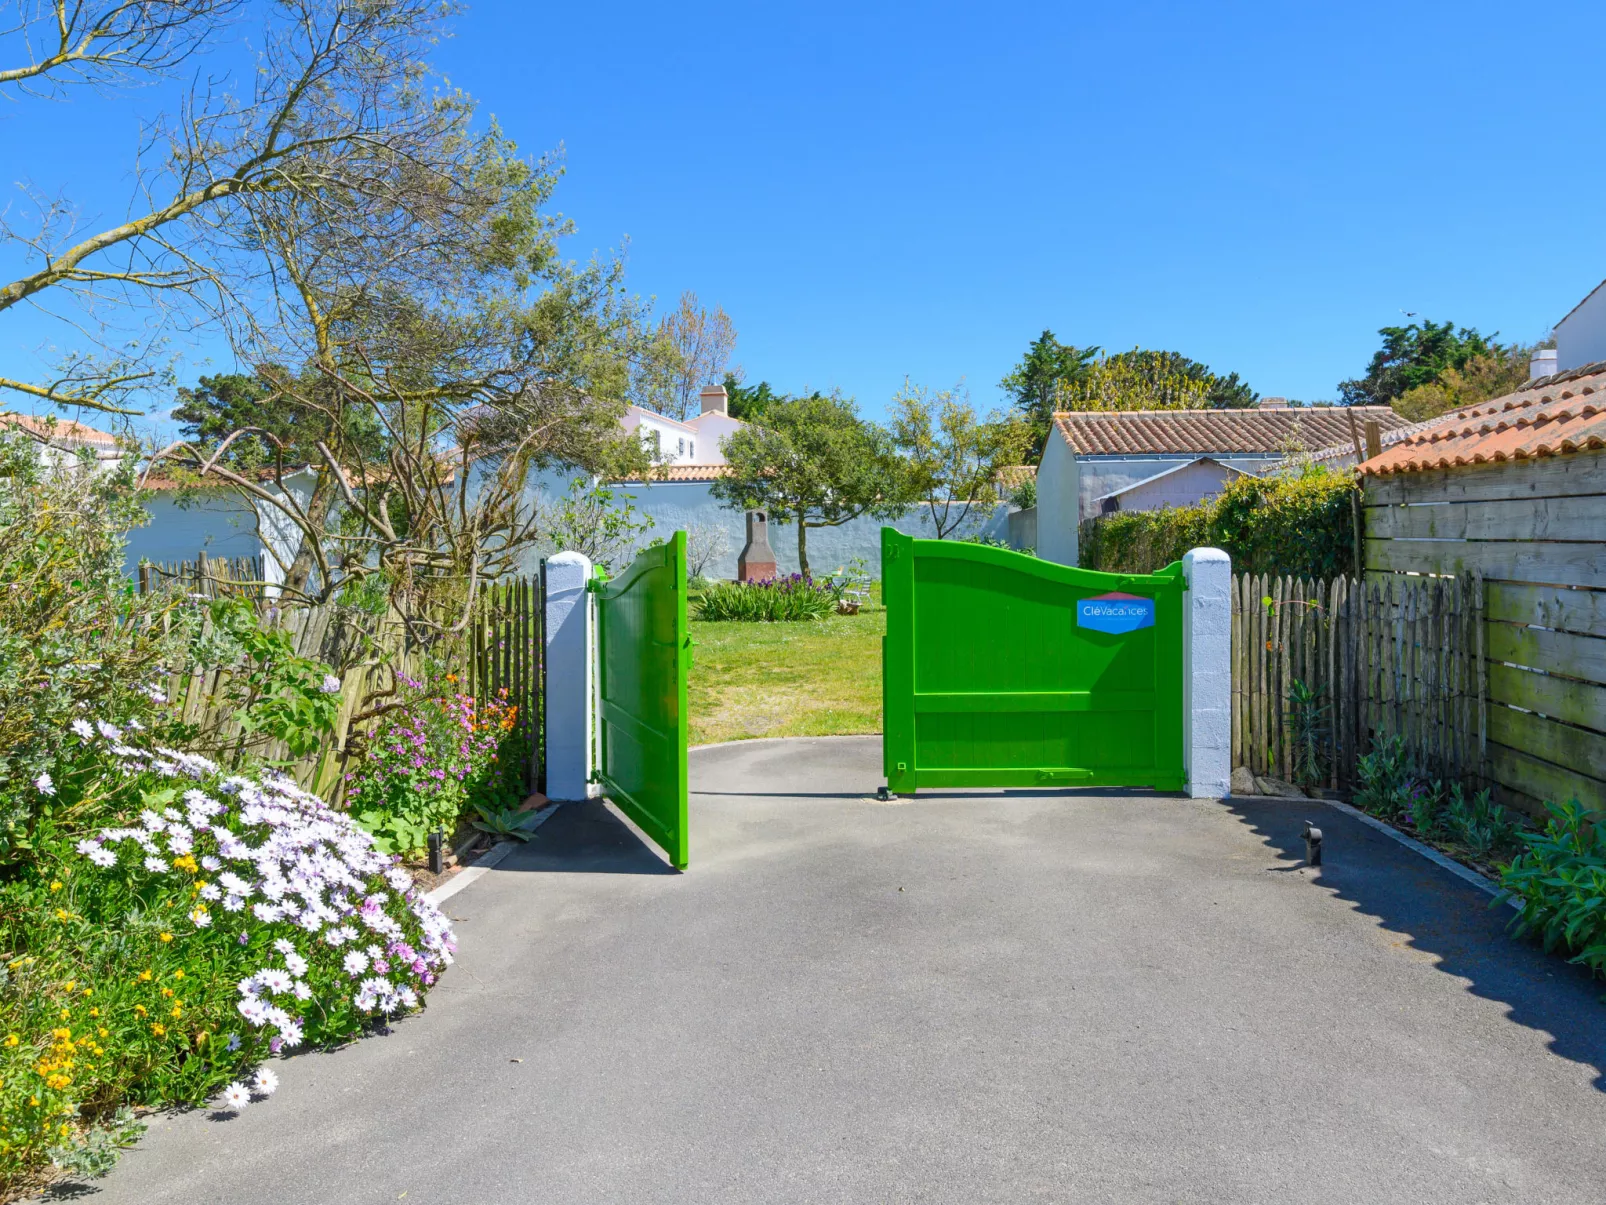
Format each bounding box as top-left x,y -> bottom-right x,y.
423,804 -> 560,906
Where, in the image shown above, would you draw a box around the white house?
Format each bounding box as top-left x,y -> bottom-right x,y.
1035,401 -> 1411,566
619,384 -> 745,466
1552,280 -> 1606,375
1,413 -> 123,469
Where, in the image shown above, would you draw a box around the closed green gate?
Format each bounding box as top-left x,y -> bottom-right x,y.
881,528 -> 1185,794
594,531 -> 690,869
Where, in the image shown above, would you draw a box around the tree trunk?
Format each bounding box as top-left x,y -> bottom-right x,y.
283,471 -> 338,598
797,515 -> 810,580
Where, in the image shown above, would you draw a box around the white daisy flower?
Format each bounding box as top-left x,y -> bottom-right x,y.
34,772 -> 55,796
71,719 -> 94,739
292,981 -> 312,1001
251,1067 -> 279,1096
199,883 -> 222,901
255,968 -> 292,995
220,1082 -> 251,1111
87,847 -> 117,868
284,952 -> 308,977
96,720 -> 122,740
201,855 -> 223,872
224,894 -> 246,912
342,950 -> 368,977
143,856 -> 168,874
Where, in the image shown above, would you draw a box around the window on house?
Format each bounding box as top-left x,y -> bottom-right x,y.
677,437 -> 685,456
689,440 -> 695,460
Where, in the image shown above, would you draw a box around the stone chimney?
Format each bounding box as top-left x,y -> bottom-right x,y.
1530,348 -> 1557,381
1255,397 -> 1290,409
700,384 -> 728,416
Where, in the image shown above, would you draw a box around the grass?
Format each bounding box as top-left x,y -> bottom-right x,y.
687,586 -> 884,746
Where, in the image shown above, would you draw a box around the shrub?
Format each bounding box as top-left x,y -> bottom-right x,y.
1078,462 -> 1357,577
1008,477 -> 1037,510
695,576 -> 836,622
1352,736 -> 1419,821
0,435 -> 191,863
344,677 -> 522,856
1498,800 -> 1606,980
1443,784 -> 1519,860
0,725 -> 455,1192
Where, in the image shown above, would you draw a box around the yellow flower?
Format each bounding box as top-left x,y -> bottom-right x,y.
172,969 -> 184,980
81,987 -> 92,997
3,1034 -> 17,1047
58,1008 -> 69,1021
53,909 -> 68,921
97,1028 -> 108,1039
49,881 -> 62,892
161,988 -> 174,999
169,1004 -> 182,1019
28,1096 -> 39,1107
51,1028 -> 69,1041
158,932 -> 173,943
63,980 -> 75,992
59,1122 -> 71,1136
133,1005 -> 147,1017
150,1023 -> 165,1036
88,1008 -> 99,1018
138,970 -> 152,982
171,855 -> 198,874
46,1074 -> 71,1091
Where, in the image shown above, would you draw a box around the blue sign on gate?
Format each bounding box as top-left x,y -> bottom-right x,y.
1077,592 -> 1155,634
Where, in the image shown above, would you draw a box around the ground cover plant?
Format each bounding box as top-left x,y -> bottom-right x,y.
688,586 -> 884,745
0,726 -> 455,1196
695,575 -> 838,623
1351,736 -> 1524,871
1498,801 -> 1606,981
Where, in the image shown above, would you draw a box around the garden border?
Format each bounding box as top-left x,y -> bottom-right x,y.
423,804 -> 560,905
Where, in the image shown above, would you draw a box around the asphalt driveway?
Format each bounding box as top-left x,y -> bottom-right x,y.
66,736 -> 1606,1204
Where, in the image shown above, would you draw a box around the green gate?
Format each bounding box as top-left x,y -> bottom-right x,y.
594,531 -> 690,869
881,528 -> 1185,794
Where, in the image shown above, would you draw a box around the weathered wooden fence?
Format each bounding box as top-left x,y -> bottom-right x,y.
138,552 -> 265,598
1231,572 -> 1485,793
156,573 -> 546,802
1365,454 -> 1606,816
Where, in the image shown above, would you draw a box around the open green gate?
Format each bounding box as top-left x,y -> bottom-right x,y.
881,528 -> 1185,794
594,531 -> 690,869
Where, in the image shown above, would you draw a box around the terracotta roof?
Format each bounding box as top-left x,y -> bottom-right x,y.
615,464 -> 734,483
1360,361 -> 1606,476
1,413 -> 120,449
1308,413 -> 1449,465
1052,406 -> 1408,456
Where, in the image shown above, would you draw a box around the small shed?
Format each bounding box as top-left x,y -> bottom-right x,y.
1037,403 -> 1410,565
1361,360 -> 1606,814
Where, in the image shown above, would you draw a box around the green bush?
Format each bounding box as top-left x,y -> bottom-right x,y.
1498,800 -> 1606,980
1078,463 -> 1358,577
695,576 -> 836,622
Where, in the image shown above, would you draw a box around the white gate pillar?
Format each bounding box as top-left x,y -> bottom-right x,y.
544,551 -> 598,802
1182,547 -> 1232,799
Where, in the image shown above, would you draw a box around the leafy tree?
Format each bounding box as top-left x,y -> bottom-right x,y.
639,291 -> 738,420
722,373 -> 784,422
999,330 -> 1099,460
1339,320 -> 1503,407
1064,350 -> 1213,411
711,393 -> 910,577
1391,344 -> 1538,422
888,381 -> 1029,539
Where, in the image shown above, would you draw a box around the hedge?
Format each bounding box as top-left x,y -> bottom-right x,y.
1078,465 -> 1358,578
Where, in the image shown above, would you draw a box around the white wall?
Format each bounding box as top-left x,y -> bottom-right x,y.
1077,453 -> 1280,519
1556,282 -> 1606,373
686,411 -> 741,464
1111,459 -> 1243,513
125,492 -> 263,572
525,470 -> 1008,579
1036,434 -> 1081,566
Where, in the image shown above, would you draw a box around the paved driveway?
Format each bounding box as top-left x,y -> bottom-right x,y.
69,737 -> 1606,1204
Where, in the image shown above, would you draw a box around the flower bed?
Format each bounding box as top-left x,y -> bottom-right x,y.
0,724 -> 455,1194
695,575 -> 838,622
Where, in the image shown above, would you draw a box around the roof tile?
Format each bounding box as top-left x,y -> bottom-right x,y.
1053,406 -> 1409,456
1359,361 -> 1606,476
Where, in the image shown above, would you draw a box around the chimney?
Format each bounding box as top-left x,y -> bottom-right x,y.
699,384 -> 728,416
1255,397 -> 1290,409
1529,348 -> 1557,381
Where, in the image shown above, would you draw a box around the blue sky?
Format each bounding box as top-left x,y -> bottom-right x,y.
6,0 -> 1606,428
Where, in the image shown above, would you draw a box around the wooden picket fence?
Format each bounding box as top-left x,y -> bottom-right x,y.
1231,572 -> 1486,791
138,552 -> 265,598
157,573 -> 546,802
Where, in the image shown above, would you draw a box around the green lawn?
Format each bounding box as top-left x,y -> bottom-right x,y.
687,589 -> 884,746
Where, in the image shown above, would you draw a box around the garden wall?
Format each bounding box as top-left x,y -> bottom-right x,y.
1364,452 -> 1606,816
